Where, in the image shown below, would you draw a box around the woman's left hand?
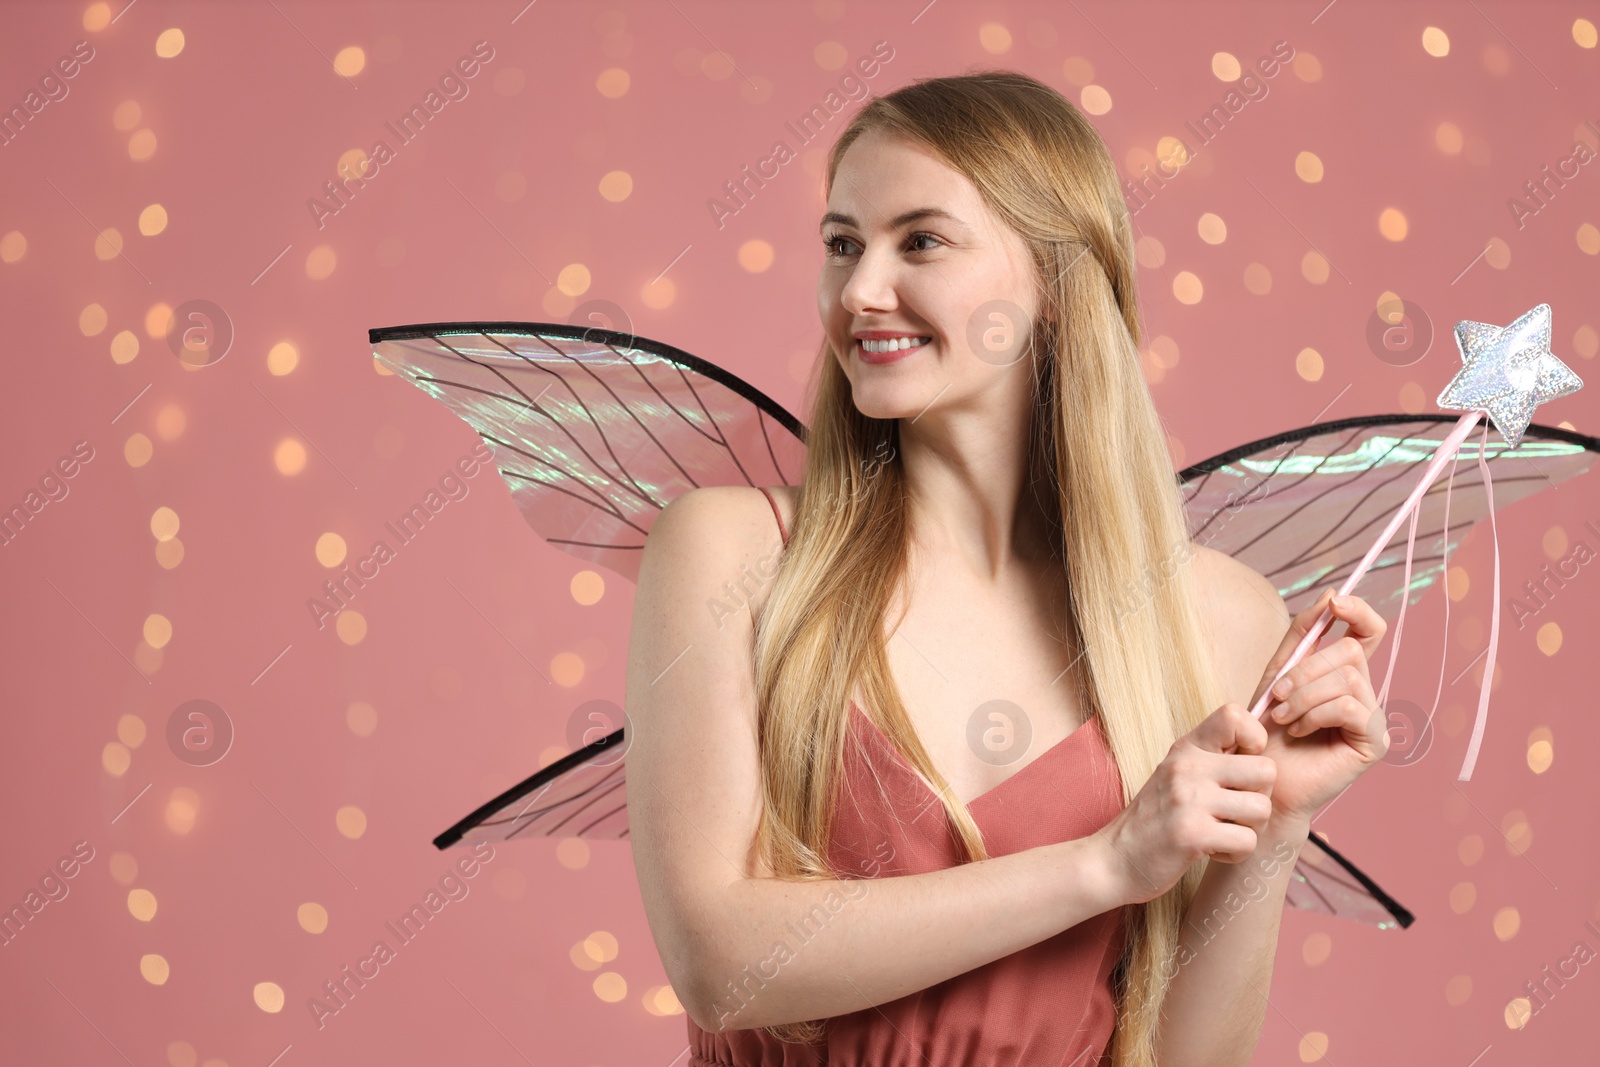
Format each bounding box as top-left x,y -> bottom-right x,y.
1252,588 -> 1390,824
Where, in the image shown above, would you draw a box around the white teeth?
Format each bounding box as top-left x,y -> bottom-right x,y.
859,336 -> 931,353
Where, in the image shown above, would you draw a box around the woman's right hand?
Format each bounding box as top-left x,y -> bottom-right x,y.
1095,703 -> 1277,906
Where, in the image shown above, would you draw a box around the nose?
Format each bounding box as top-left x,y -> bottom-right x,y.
838,241 -> 902,318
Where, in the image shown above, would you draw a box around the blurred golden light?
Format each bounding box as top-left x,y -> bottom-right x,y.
1535,621 -> 1562,655
1575,18 -> 1598,48
128,888 -> 158,921
156,537 -> 184,569
598,170 -> 632,202
977,23 -> 1012,54
551,651 -> 586,687
267,340 -> 299,376
305,245 -> 337,279
1422,27 -> 1450,57
640,276 -> 675,310
151,506 -> 180,541
1492,906 -> 1520,940
155,29 -> 185,58
571,570 -> 605,605
254,981 -> 286,1012
556,838 -> 591,869
144,302 -> 172,338
110,330 -> 140,363
298,902 -> 329,933
346,701 -> 378,736
1080,85 -> 1112,115
1171,271 -> 1202,304
557,263 -> 591,296
1196,213 -> 1226,244
94,228 -> 124,261
593,972 -> 627,1002
335,805 -> 367,839
143,613 -> 173,649
1297,1031 -> 1328,1062
84,3 -> 112,31
80,303 -> 108,335
336,610 -> 367,645
128,128 -> 157,160
139,204 -> 168,236
1295,151 -> 1324,182
0,231 -> 26,262
333,46 -> 365,77
118,714 -> 147,747
1296,347 -> 1324,382
738,240 -> 775,272
274,438 -> 308,475
1378,207 -> 1408,241
113,99 -> 141,130
1211,52 -> 1241,80
109,851 -> 138,885
141,953 -> 171,984
165,787 -> 199,834
596,68 -> 630,97
315,533 -> 347,567
102,741 -> 132,776
121,433 -> 151,467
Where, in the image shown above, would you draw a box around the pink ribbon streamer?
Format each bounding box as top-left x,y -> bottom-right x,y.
1248,412 -> 1501,782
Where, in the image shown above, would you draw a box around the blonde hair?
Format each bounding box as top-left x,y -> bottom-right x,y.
749,70 -> 1227,1063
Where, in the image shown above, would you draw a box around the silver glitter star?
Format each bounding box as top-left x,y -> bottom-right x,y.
1436,303 -> 1582,449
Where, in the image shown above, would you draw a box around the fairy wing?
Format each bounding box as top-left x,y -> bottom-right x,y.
368,320 -> 807,584
1179,413 -> 1600,929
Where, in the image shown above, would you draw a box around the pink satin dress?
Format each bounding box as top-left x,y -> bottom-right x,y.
683,488 -> 1128,1066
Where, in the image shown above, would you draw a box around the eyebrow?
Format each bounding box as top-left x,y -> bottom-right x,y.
818,207 -> 966,234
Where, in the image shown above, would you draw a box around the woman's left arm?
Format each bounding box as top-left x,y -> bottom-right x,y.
1157,580 -> 1389,1065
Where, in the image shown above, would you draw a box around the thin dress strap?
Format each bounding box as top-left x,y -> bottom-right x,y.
757,486 -> 789,547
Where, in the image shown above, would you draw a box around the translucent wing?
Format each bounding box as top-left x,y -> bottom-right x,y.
432,727 -> 628,849
1179,414 -> 1600,618
368,320 -> 807,584
1180,413 -> 1600,930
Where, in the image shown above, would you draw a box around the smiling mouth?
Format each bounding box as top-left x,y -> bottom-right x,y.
855,336 -> 932,363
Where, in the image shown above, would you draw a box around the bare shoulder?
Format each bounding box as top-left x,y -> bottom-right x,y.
1188,543 -> 1290,705
638,486 -> 791,619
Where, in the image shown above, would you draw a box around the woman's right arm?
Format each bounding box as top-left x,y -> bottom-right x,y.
625,487 -> 1133,1033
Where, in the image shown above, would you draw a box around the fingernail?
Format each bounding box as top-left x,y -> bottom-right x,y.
1273,677 -> 1292,697
1333,595 -> 1348,608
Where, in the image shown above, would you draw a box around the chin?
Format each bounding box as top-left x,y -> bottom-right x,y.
847,378 -> 933,421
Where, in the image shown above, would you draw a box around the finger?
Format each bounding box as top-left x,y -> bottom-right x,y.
1205,752 -> 1277,792
1193,703 -> 1263,754
1205,782 -> 1275,828
1284,693 -> 1385,743
1204,823 -> 1261,864
1255,587 -> 1340,703
1327,593 -> 1388,660
1272,659 -> 1375,728
1268,636 -> 1370,710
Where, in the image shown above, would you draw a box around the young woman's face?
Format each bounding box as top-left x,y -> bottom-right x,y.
817,127 -> 1045,422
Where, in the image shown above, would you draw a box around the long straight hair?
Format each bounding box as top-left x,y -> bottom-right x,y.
748,71 -> 1227,1063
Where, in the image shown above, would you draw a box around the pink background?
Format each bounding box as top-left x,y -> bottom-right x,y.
2,1 -> 1598,1064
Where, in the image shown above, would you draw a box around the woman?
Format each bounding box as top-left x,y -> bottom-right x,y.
625,71 -> 1388,1067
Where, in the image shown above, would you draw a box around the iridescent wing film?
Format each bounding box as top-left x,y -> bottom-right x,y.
369,321 -> 807,584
